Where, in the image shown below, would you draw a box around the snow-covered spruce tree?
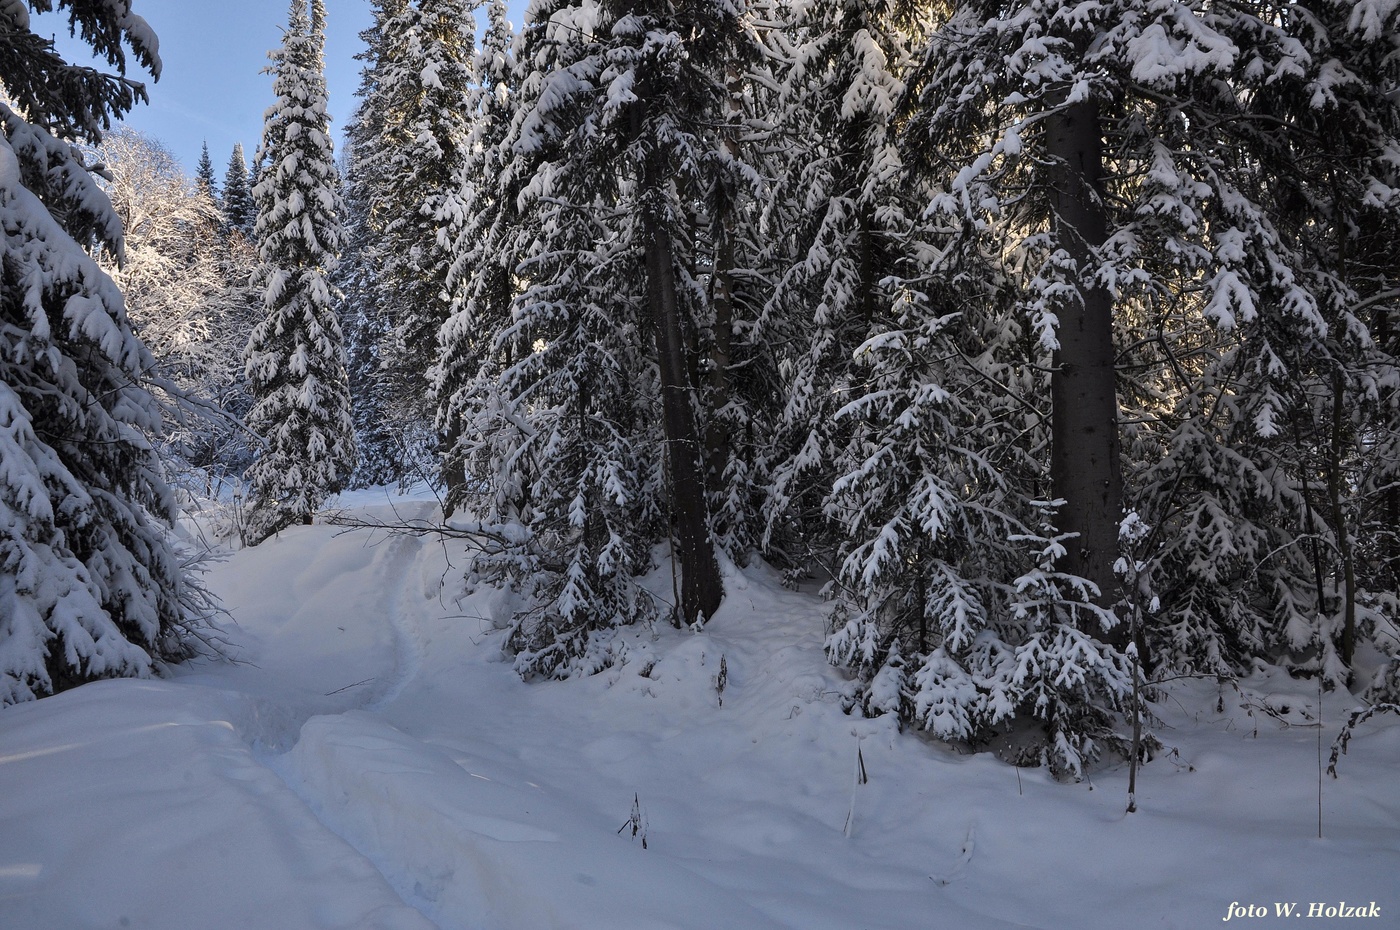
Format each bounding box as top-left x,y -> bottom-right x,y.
605,0 -> 764,625
682,2 -> 780,565
336,0 -> 418,488
243,0 -> 355,541
1347,198 -> 1400,645
1262,3 -> 1400,679
707,0 -> 1133,777
445,0 -> 765,676
0,1 -> 213,703
908,0 -> 1400,691
446,0 -> 667,677
757,0 -> 926,570
195,140 -> 217,200
433,0 -> 519,514
336,131 -> 405,488
1094,0 -> 1400,683
348,0 -> 476,487
914,1 -> 1130,632
221,142 -> 255,235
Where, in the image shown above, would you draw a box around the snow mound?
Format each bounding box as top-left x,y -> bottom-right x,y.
0,680 -> 435,930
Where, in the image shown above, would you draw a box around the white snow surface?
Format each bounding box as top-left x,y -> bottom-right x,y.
3,489 -> 1399,929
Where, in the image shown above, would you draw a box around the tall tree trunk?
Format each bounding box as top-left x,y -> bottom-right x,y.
1325,369 -> 1357,668
439,417 -> 466,510
703,67 -> 744,508
1043,93 -> 1126,645
634,104 -> 724,626
706,190 -> 736,492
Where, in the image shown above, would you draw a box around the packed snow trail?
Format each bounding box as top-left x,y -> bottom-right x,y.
275,712 -> 792,930
183,512 -> 816,930
0,680 -> 437,930
0,513 -> 454,930
366,529 -> 431,712
198,504 -> 439,727
192,516 -> 837,929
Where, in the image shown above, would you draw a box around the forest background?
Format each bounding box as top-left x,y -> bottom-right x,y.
4,0 -> 1400,787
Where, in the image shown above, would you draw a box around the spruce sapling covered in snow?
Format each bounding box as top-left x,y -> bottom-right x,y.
0,0 -> 215,703
243,0 -> 355,541
195,140 -> 217,200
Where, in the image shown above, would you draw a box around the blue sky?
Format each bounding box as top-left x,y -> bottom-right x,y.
35,1 -> 520,178
147,0 -> 375,172
38,1 -> 375,171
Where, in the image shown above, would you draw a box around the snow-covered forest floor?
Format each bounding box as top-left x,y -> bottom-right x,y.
3,489 -> 1399,930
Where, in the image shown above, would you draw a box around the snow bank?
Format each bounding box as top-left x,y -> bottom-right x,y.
0,680 -> 434,930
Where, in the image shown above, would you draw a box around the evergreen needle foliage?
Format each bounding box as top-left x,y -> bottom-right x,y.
0,0 -> 219,703
312,0 -> 1400,775
244,0 -> 356,542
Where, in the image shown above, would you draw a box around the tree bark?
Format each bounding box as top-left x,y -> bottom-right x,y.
1043,93 -> 1126,645
1324,370 -> 1357,667
703,66 -> 744,510
634,103 -> 724,626
705,175 -> 736,493
439,417 -> 466,513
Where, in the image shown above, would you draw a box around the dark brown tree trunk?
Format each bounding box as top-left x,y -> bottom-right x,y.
439,417 -> 466,512
705,181 -> 736,490
1043,93 -> 1126,645
703,67 -> 744,503
1324,370 -> 1357,667
634,102 -> 724,626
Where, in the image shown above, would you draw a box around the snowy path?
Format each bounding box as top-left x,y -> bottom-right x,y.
5,496 -> 1400,930
276,711 -> 792,930
200,506 -> 437,727
0,680 -> 438,930
0,514 -> 453,930
202,517 -> 803,929
366,529 -> 431,712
